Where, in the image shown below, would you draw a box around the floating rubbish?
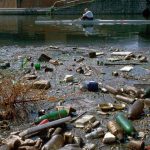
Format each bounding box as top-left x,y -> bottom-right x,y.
73,136 -> 83,147
128,140 -> 145,150
38,54 -> 51,62
120,66 -> 134,72
38,119 -> 49,125
42,134 -> 64,150
97,103 -> 113,112
115,95 -> 135,104
51,127 -> 62,136
89,52 -> 96,58
19,117 -> 71,138
113,103 -> 126,110
64,132 -> 74,144
107,120 -> 124,141
80,81 -> 98,92
102,132 -> 116,144
115,113 -> 137,136
75,115 -> 96,128
143,87 -> 150,98
64,75 -> 74,82
85,127 -> 104,139
103,85 -> 118,95
34,109 -> 68,124
59,144 -> 82,150
128,100 -> 144,119
34,63 -> 41,70
111,52 -> 133,56
33,80 -> 51,90
83,143 -> 96,150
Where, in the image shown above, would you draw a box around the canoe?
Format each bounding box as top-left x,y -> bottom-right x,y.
35,19 -> 150,25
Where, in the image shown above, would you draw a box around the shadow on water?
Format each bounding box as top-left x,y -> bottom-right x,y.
0,15 -> 150,49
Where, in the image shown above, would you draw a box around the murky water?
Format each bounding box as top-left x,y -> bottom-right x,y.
0,15 -> 150,50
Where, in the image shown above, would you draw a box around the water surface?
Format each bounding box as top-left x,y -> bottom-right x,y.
0,15 -> 150,50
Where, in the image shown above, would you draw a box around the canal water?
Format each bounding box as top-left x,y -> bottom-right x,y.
0,15 -> 150,50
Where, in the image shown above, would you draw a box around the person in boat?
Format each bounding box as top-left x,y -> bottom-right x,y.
81,8 -> 94,20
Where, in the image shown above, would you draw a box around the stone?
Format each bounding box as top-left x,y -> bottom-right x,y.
103,132 -> 116,144
75,115 -> 96,128
24,74 -> 37,80
38,54 -> 51,62
33,80 -> 51,90
0,62 -> 10,69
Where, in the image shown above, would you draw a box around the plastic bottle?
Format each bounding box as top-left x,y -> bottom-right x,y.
104,85 -> 118,95
107,120 -> 124,141
34,109 -> 68,124
42,134 -> 64,150
128,100 -> 144,119
115,113 -> 136,136
85,127 -> 104,139
115,95 -> 135,104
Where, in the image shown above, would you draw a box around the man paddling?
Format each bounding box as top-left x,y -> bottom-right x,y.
81,8 -> 94,20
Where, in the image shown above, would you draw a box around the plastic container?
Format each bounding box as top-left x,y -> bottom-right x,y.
88,81 -> 99,92
34,63 -> 41,70
34,109 -> 68,124
115,113 -> 136,136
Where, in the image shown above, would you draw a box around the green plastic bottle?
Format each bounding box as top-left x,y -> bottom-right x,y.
115,112 -> 136,136
34,109 -> 68,124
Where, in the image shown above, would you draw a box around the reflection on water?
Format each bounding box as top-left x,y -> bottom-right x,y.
0,15 -> 150,49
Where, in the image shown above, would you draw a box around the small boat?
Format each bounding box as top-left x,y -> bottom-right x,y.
35,19 -> 150,25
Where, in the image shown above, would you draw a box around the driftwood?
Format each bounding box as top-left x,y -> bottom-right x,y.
19,116 -> 71,138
